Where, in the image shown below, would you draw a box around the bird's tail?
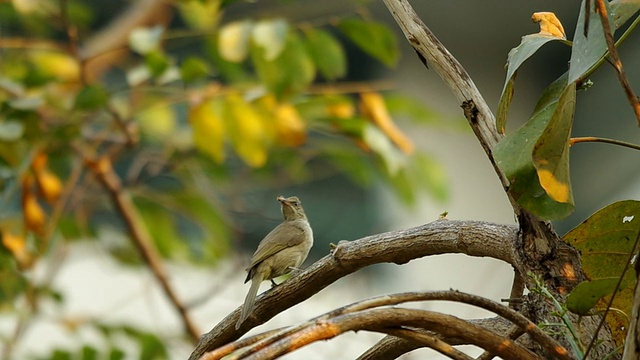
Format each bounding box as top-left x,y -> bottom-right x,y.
236,272 -> 263,329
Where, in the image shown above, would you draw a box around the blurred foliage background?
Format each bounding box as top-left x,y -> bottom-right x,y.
0,0 -> 459,358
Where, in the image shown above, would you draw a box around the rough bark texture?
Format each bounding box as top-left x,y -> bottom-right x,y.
189,220 -> 519,359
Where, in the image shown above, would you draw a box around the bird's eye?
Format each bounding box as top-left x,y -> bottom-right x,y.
292,201 -> 299,207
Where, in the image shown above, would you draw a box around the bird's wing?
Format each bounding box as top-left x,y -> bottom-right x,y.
249,221 -> 307,268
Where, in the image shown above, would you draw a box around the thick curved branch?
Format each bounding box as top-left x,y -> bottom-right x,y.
212,308 -> 541,360
189,219 -> 519,359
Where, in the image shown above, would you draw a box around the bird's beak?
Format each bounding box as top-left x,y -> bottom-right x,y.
277,196 -> 286,203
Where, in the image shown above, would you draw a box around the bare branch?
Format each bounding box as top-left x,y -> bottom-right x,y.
358,318 -> 513,360
384,328 -> 473,360
382,0 -> 501,169
189,220 -> 519,359
197,290 -> 573,360
216,308 -> 541,360
81,153 -> 200,342
594,0 -> 640,126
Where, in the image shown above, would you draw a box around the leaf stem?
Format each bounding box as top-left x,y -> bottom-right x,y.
582,223 -> 640,359
570,137 -> 640,151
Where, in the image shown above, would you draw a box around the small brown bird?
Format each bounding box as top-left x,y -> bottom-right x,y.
236,195 -> 313,329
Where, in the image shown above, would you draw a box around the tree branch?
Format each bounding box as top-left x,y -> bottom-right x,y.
357,318 -> 514,360
382,0 -> 578,291
594,0 -> 640,126
189,219 -> 519,359
81,154 -> 200,342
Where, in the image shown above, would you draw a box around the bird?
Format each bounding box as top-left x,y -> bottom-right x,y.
235,195 -> 313,329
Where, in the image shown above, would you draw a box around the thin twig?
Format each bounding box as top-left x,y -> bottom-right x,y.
80,151 -> 200,342
570,137 -> 640,151
582,227 -> 640,359
594,0 -> 640,126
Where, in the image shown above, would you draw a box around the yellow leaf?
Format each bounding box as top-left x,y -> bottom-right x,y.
218,21 -> 253,62
35,169 -> 63,204
227,94 -> 269,167
359,92 -> 414,154
327,101 -> 355,119
532,12 -> 566,39
22,178 -> 46,236
30,51 -> 80,82
136,102 -> 177,140
189,99 -> 225,163
1,230 -> 32,269
31,152 -> 62,204
275,103 -> 306,147
537,168 -> 571,203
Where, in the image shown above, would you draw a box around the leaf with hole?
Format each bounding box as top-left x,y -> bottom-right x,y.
564,200 -> 640,344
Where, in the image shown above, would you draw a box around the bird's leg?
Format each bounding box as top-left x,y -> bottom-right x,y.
288,266 -> 304,277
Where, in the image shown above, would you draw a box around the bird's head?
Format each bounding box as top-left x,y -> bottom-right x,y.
277,196 -> 306,221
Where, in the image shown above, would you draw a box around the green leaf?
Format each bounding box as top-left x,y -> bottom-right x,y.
180,57 -> 210,83
568,0 -> 614,84
251,32 -> 315,98
412,153 -> 448,203
108,348 -> 126,360
564,200 -> 640,315
611,0 -> 640,28
81,345 -> 99,360
139,333 -> 168,360
144,51 -> 170,78
304,28 -> 347,80
338,18 -> 399,67
51,349 -> 73,360
494,76 -> 574,220
320,142 -> 375,186
362,123 -> 405,176
532,81 -> 576,207
251,19 -> 289,61
567,278 -> 624,315
497,34 -> 564,133
0,251 -> 27,308
75,85 -> 109,110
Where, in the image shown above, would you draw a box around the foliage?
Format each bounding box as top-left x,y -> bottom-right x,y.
0,0 -> 455,358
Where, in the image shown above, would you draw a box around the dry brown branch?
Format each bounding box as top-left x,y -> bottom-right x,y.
357,318 -> 515,360
477,325 -> 526,360
383,328 -> 473,360
81,153 -> 200,342
594,0 -> 640,126
381,0 -> 570,270
189,220 -> 520,359
196,289 -> 573,360
221,308 -> 541,360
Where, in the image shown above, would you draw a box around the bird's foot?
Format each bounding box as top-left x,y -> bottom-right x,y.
288,266 -> 304,277
329,240 -> 349,257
